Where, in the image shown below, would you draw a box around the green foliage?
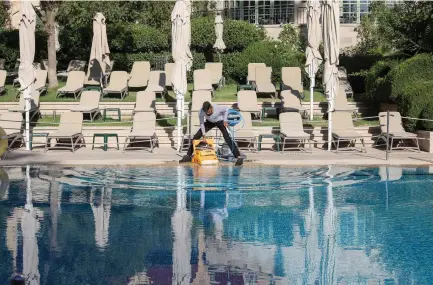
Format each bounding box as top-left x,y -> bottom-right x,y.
353,1 -> 433,56
0,29 -> 47,70
0,3 -> 8,28
110,24 -> 169,53
223,19 -> 266,52
191,16 -> 215,52
363,60 -> 399,103
236,40 -> 304,83
278,24 -> 303,53
390,53 -> 433,102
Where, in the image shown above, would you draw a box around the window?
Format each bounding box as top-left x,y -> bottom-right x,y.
224,0 -> 295,25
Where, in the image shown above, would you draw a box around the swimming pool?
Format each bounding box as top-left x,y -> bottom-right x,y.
0,165 -> 433,285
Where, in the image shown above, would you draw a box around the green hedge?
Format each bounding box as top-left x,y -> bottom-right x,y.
110,24 -> 169,53
363,60 -> 399,103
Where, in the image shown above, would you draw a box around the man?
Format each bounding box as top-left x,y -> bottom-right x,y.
179,101 -> 243,166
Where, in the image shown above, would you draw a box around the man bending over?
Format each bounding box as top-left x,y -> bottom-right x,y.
179,101 -> 243,166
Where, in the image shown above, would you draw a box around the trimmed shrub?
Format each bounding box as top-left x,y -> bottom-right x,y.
397,80 -> 433,131
110,24 -> 169,53
390,53 -> 433,102
236,40 -> 304,84
223,19 -> 266,52
191,16 -> 215,52
363,60 -> 399,103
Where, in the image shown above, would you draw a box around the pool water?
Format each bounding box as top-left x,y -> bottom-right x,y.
1,165 -> 433,285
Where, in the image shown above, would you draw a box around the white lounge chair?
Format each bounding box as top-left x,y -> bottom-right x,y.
103,71 -> 128,99
123,112 -> 158,152
128,61 -> 151,89
332,111 -> 366,153
279,112 -> 312,152
56,71 -> 85,99
71,90 -> 101,122
45,112 -> 85,152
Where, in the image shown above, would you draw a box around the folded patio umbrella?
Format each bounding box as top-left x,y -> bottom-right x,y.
18,1 -> 36,151
172,0 -> 193,151
213,0 -> 226,52
86,12 -> 111,87
305,0 -> 323,120
322,0 -> 340,151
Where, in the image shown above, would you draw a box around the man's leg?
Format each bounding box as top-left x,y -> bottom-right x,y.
216,121 -> 241,158
183,122 -> 216,159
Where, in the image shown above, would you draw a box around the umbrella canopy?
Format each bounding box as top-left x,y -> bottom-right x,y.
322,0 -> 340,151
172,0 -> 193,150
213,0 -> 226,52
19,1 -> 36,151
305,0 -> 322,120
87,12 -> 111,86
18,1 -> 36,95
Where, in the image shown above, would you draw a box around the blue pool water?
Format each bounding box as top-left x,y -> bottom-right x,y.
1,165 -> 433,285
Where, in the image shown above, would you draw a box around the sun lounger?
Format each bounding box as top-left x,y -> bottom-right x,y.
191,91 -> 212,112
133,90 -> 156,114
0,70 -> 6,94
128,61 -> 151,89
45,112 -> 85,152
123,112 -> 158,152
57,60 -> 86,79
9,90 -> 41,121
205,62 -> 224,87
334,84 -> 358,117
232,111 -> 257,151
375,111 -> 420,152
237,90 -> 260,119
247,63 -> 266,86
193,69 -> 214,97
71,90 -> 101,122
281,67 -> 303,98
280,90 -> 306,117
164,63 -> 174,88
8,61 -> 19,83
0,112 -> 24,154
255,66 -> 277,97
34,69 -> 48,95
56,71 -> 85,99
332,111 -> 366,153
146,71 -> 167,99
41,59 -> 58,71
103,71 -> 128,99
279,112 -> 312,152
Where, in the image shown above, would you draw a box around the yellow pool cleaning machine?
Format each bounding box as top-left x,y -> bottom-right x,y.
191,139 -> 219,165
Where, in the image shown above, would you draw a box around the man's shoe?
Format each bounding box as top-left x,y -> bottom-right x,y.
235,158 -> 243,166
179,155 -> 192,163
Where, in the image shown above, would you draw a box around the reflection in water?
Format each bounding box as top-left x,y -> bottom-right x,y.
1,165 -> 432,284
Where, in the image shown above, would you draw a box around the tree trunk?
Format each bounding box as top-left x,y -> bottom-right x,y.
46,9 -> 58,88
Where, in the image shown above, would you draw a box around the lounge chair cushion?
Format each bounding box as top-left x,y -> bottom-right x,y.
48,131 -> 81,138
332,130 -> 362,139
389,131 -> 417,138
281,131 -> 309,138
128,130 -> 156,137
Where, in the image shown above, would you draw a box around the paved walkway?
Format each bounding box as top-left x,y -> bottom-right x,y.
1,147 -> 433,167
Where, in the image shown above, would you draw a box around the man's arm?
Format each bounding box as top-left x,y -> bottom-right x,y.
199,110 -> 206,136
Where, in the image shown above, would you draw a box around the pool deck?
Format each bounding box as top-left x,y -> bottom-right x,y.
2,147 -> 433,167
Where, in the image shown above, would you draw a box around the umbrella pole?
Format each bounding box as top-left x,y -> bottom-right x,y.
309,62 -> 314,121
177,95 -> 182,152
25,92 -> 31,151
328,102 -> 332,151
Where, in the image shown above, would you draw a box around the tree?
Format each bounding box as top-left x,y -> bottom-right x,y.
36,0 -> 62,88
